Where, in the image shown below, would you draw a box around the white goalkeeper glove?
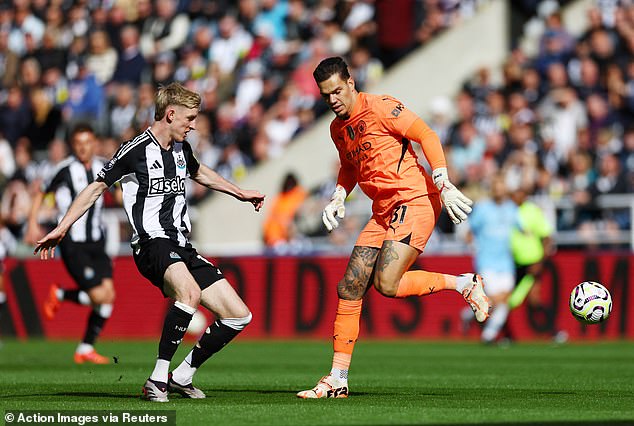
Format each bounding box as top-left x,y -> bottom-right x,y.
322,185 -> 347,232
432,167 -> 473,224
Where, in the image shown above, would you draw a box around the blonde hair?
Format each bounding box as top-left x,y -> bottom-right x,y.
154,82 -> 201,121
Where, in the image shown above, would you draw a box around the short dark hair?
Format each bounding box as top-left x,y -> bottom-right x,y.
70,122 -> 95,140
313,56 -> 351,83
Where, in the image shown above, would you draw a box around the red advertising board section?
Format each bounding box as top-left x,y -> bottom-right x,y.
2,253 -> 633,340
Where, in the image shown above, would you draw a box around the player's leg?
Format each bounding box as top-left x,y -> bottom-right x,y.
74,245 -> 115,364
525,262 -> 544,306
372,238 -> 479,302
43,241 -> 92,320
143,262 -> 199,402
73,278 -> 115,364
479,272 -> 514,343
376,199 -> 490,321
171,277 -> 251,398
508,263 -> 534,309
481,291 -> 511,343
0,269 -> 5,338
135,240 -> 201,402
0,263 -> 5,301
297,241 -> 380,399
152,262 -> 200,378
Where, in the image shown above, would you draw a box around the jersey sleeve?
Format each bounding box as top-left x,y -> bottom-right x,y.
183,141 -> 200,177
375,96 -> 419,140
96,141 -> 137,186
44,167 -> 69,193
404,118 -> 446,170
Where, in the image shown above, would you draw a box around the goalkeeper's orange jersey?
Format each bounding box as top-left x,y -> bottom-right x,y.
330,92 -> 442,221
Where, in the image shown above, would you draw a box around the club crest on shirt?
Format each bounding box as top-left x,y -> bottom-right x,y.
357,120 -> 366,135
176,154 -> 186,169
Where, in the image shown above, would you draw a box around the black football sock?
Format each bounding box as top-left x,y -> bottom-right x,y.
171,314 -> 251,385
62,289 -> 91,305
150,302 -> 195,384
157,303 -> 194,362
190,320 -> 242,368
0,291 -> 5,323
82,311 -> 108,346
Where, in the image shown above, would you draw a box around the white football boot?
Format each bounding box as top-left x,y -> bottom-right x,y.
297,374 -> 349,399
462,274 -> 490,323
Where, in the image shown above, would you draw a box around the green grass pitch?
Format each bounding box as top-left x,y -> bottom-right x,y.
0,339 -> 633,425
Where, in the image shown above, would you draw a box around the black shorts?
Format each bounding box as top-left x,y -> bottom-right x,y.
59,239 -> 113,290
133,238 -> 225,297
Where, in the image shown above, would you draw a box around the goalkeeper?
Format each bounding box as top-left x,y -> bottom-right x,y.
297,57 -> 490,399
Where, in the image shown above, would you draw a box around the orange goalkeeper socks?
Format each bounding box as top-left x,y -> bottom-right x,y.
395,271 -> 456,298
331,299 -> 361,378
332,299 -> 362,357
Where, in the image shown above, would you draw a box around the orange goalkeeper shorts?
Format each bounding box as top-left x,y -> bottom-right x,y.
354,194 -> 441,252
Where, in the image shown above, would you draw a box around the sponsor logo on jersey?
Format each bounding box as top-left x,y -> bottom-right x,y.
103,158 -> 117,171
345,141 -> 372,163
149,176 -> 186,196
98,158 -> 117,179
391,103 -> 405,117
357,120 -> 366,134
170,251 -> 181,259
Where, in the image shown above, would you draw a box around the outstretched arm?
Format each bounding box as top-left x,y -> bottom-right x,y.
405,118 -> 472,224
191,164 -> 265,211
24,189 -> 46,245
404,118 -> 446,170
34,181 -> 108,259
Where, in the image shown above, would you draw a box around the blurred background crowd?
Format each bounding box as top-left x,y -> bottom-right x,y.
0,0 -> 632,255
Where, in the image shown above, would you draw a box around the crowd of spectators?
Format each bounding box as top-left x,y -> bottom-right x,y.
8,0 -> 627,252
0,0 -> 487,249
277,1 -> 634,251
428,1 -> 634,248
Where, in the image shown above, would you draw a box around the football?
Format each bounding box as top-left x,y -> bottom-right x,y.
569,281 -> 612,324
187,310 -> 209,336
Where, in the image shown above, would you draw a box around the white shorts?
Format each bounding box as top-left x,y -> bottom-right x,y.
479,270 -> 515,296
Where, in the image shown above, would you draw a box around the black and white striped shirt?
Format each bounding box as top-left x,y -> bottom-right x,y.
97,128 -> 200,248
46,156 -> 106,243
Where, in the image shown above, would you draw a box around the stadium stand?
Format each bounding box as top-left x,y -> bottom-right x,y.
0,0 -> 631,255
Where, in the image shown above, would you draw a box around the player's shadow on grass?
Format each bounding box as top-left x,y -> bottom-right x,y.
536,391 -> 577,395
194,388 -> 373,396
0,392 -> 133,399
55,392 -> 137,399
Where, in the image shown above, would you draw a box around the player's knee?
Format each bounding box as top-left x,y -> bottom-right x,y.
170,282 -> 201,307
184,287 -> 201,306
95,303 -> 113,318
89,286 -> 115,305
373,276 -> 398,298
103,287 -> 115,304
336,280 -> 364,300
220,312 -> 252,331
